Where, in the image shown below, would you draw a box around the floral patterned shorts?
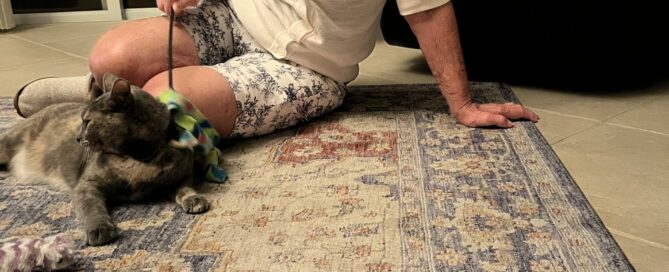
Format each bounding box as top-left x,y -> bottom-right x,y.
177,1 -> 347,139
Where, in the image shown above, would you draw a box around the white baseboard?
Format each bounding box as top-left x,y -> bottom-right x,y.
124,8 -> 163,20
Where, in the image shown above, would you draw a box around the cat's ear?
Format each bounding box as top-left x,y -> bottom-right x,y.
88,81 -> 103,101
104,73 -> 133,108
109,79 -> 132,108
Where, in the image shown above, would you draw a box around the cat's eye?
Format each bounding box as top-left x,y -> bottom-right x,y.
82,119 -> 90,127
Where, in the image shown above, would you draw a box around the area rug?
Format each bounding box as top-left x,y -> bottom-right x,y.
0,83 -> 633,271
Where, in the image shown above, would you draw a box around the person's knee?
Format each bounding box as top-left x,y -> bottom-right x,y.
88,27 -> 139,85
88,18 -> 198,87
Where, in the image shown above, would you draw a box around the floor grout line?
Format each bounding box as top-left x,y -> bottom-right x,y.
608,227 -> 669,250
0,56 -> 81,72
595,95 -> 669,137
527,107 -> 602,146
530,106 -> 669,141
604,123 -> 669,138
599,96 -> 656,123
550,123 -> 603,146
8,34 -> 89,61
529,108 -> 602,123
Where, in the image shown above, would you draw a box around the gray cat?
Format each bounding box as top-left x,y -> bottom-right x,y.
0,73 -> 210,246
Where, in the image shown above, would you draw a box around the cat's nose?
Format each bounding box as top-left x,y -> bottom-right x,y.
75,135 -> 81,143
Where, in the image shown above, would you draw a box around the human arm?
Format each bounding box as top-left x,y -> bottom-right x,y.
404,2 -> 539,127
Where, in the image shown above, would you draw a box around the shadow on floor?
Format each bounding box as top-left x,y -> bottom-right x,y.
404,54 -> 668,96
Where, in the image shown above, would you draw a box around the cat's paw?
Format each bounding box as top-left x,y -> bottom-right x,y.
181,194 -> 210,214
85,220 -> 119,246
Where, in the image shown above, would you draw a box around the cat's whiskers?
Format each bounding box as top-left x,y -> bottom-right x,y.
79,146 -> 90,172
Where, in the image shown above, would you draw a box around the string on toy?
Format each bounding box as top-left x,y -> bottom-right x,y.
168,7 -> 175,90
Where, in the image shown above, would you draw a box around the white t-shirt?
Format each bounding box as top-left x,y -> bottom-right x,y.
228,0 -> 450,83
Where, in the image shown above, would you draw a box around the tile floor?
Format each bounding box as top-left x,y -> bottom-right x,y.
1,22 -> 667,271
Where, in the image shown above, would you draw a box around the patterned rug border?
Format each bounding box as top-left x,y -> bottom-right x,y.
348,83 -> 635,269
496,83 -> 633,269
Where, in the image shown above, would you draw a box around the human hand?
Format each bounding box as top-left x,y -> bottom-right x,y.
453,102 -> 540,128
156,0 -> 199,17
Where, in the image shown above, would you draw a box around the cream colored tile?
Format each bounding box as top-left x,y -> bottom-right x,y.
0,36 -> 71,69
43,35 -> 100,58
529,109 -> 599,144
553,124 -> 669,246
513,85 -> 662,121
0,58 -> 89,97
612,233 -> 669,272
360,41 -> 436,84
9,22 -> 119,43
349,72 -> 399,86
607,91 -> 669,135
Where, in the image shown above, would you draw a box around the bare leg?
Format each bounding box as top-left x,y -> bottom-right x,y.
143,66 -> 238,138
88,17 -> 199,87
90,17 -> 236,137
